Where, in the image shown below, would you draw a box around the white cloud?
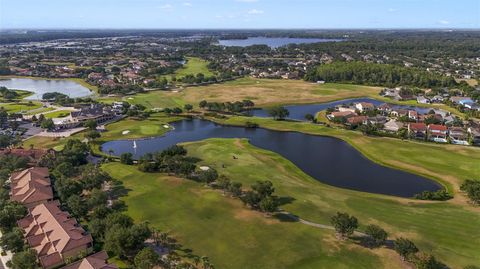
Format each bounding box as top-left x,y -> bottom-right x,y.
158,4 -> 173,9
438,20 -> 450,25
182,2 -> 192,7
247,9 -> 264,15
388,8 -> 396,12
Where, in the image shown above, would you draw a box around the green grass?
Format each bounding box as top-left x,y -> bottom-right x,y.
175,57 -> 213,77
43,110 -> 71,118
0,101 -> 42,113
103,162 -> 388,269
103,136 -> 480,268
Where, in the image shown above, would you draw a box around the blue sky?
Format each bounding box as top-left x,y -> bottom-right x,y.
1,0 -> 479,29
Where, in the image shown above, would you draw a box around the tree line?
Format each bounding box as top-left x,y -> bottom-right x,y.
305,61 -> 458,88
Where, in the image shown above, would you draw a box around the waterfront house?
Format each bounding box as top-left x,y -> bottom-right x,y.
18,200 -> 93,269
408,110 -> 418,121
327,111 -> 356,121
367,115 -> 387,125
60,251 -> 118,269
417,96 -> 430,104
346,115 -> 368,126
377,103 -> 393,114
390,109 -> 408,118
383,119 -> 404,132
10,167 -> 53,208
337,106 -> 357,113
449,127 -> 468,145
354,102 -> 374,112
450,96 -> 472,105
408,123 -> 427,139
428,124 -> 448,143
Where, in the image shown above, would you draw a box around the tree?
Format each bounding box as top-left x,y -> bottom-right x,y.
415,253 -> 443,269
259,196 -> 278,213
251,180 -> 275,199
267,106 -> 289,120
67,195 -> 88,219
228,182 -> 243,197
85,130 -> 101,140
304,113 -> 315,122
330,212 -> 358,239
9,248 -> 38,269
0,228 -> 25,252
134,247 -> 160,269
460,179 -> 480,204
84,119 -> 98,130
184,104 -> 193,112
364,224 -> 388,247
120,152 -> 134,165
0,201 -> 27,232
199,100 -> 207,109
393,238 -> 418,261
198,168 -> 218,184
40,118 -> 55,131
87,188 -> 108,209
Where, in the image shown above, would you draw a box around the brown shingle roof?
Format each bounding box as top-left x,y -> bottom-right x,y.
18,201 -> 93,269
10,167 -> 53,206
61,251 -> 118,269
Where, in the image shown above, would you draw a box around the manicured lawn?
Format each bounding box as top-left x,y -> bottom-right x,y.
103,136 -> 480,268
175,57 -> 213,77
0,101 -> 42,113
103,162 -> 389,269
178,77 -> 382,106
44,110 -> 71,118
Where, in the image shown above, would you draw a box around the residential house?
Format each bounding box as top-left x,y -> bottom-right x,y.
377,103 -> 393,114
417,96 -> 430,104
17,200 -> 93,269
450,96 -> 472,105
60,251 -> 118,269
337,106 -> 357,113
367,115 -> 387,125
327,111 -> 356,121
408,110 -> 418,121
468,127 -> 480,145
354,102 -> 374,112
428,124 -> 448,143
408,123 -> 427,139
383,119 -> 404,133
449,127 -> 468,145
390,109 -> 408,118
346,115 -> 368,126
10,167 -> 53,208
431,95 -> 444,103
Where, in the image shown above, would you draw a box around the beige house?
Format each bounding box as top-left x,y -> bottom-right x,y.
17,201 -> 93,269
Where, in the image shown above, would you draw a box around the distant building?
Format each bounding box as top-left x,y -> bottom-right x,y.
354,102 -> 374,112
54,104 -> 115,130
408,123 -> 427,139
416,96 -> 430,104
383,119 -> 404,132
428,124 -> 448,143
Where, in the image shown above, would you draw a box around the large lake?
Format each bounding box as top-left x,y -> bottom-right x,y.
0,78 -> 93,100
102,119 -> 441,197
218,37 -> 342,48
248,98 -> 434,121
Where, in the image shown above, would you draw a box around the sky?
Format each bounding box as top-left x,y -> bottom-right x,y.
0,0 -> 479,29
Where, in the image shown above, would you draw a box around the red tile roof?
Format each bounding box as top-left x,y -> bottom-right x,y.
409,123 -> 427,131
10,167 -> 53,206
428,124 -> 448,132
60,251 -> 118,269
18,201 -> 93,269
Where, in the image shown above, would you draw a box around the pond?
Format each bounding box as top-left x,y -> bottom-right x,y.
102,119 -> 441,197
0,78 -> 93,100
249,98 -> 435,121
218,37 -> 342,48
